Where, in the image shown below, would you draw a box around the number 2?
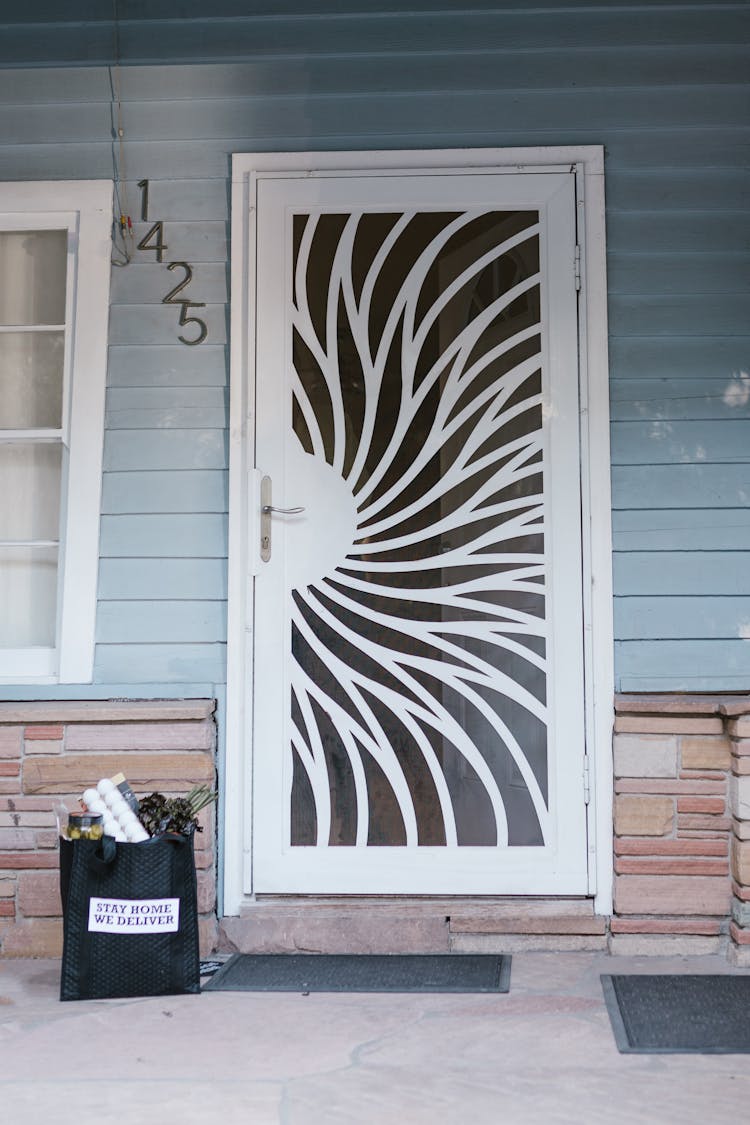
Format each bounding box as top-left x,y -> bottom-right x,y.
162,262 -> 193,304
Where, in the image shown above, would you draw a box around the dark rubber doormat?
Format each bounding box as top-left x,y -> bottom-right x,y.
601,974 -> 750,1054
203,953 -> 511,994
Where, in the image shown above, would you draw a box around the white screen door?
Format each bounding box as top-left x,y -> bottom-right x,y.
250,166 -> 588,894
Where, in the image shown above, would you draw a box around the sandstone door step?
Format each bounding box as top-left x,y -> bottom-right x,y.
218,896 -> 605,956
449,913 -> 606,935
248,895 -> 597,913
447,898 -> 608,953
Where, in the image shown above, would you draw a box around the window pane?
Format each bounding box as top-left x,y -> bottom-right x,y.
0,442 -> 61,539
0,545 -> 58,646
0,230 -> 67,325
0,331 -> 64,428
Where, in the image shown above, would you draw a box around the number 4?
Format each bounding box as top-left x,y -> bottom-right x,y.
137,221 -> 168,263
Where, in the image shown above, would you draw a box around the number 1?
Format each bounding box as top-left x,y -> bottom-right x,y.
137,179 -> 149,222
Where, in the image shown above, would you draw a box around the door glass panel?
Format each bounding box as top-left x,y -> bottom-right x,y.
0,545 -> 58,646
0,331 -> 65,428
289,209 -> 547,848
0,442 -> 62,539
0,230 -> 67,325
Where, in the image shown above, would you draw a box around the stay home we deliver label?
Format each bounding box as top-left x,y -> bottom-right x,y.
88,897 -> 181,933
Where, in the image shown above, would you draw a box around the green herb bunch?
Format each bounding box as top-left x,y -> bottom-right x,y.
138,785 -> 217,837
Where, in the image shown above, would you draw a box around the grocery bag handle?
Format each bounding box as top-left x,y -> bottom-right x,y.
87,833 -> 117,873
87,831 -> 189,874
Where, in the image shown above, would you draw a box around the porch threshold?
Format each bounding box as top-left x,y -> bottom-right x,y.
217,896 -> 607,955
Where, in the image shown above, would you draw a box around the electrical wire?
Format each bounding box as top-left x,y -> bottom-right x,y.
109,0 -> 133,267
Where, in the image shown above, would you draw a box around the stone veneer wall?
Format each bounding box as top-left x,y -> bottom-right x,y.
4,693 -> 750,960
613,694 -> 750,961
728,709 -> 750,965
0,700 -> 217,958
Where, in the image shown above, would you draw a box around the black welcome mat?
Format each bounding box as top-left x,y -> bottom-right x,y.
204,953 -> 511,994
601,974 -> 750,1054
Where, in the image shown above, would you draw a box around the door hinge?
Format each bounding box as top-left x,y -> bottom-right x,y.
583,753 -> 591,805
574,244 -> 582,291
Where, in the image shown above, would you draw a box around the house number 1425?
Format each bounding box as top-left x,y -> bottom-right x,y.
137,179 -> 208,346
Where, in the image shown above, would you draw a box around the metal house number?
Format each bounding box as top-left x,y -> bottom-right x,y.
137,179 -> 208,346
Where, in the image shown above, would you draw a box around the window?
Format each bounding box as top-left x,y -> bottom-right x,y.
0,182 -> 112,682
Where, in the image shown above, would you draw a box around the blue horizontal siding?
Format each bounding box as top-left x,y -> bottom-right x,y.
0,682 -> 216,702
106,387 -> 228,429
605,169 -> 748,212
6,132 -> 748,184
603,129 -> 750,172
612,509 -> 750,552
608,254 -> 750,297
98,558 -> 228,600
607,212 -> 750,254
1,6 -> 748,66
609,295 -> 749,339
3,48 -> 748,106
107,345 -> 227,387
611,420 -> 750,466
612,465 -> 750,509
103,430 -> 228,471
101,470 -> 227,513
128,180 -> 229,219
108,305 -> 226,347
110,262 -> 228,306
96,600 -> 227,644
609,338 -> 750,381
614,552 -> 750,597
1,2 -> 743,27
616,641 -> 750,692
105,405 -> 227,429
2,88 -> 747,146
615,596 -> 750,641
94,643 -> 226,683
610,378 -> 750,422
5,46 -> 748,102
99,514 -> 228,558
0,3 -> 744,692
3,129 -> 746,181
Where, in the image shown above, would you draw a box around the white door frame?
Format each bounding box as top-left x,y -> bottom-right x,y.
224,146 -> 614,916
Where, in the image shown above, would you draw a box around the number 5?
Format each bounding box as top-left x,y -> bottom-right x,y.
177,301 -> 208,346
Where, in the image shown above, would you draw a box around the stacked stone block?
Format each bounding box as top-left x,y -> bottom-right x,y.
0,700 -> 218,958
728,707 -> 750,963
612,697 -> 734,955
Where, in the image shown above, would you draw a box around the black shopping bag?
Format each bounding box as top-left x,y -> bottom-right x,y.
59,832 -> 200,1001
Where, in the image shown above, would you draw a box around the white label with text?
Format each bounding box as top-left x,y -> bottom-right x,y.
88,897 -> 180,933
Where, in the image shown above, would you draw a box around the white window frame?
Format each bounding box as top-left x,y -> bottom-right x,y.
0,181 -> 112,683
225,147 -> 614,915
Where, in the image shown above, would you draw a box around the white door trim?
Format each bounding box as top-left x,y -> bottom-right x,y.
224,146 -> 614,916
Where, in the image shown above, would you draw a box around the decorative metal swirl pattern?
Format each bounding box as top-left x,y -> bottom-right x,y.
288,209 -> 549,850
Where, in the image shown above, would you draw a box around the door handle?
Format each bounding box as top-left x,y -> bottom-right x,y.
259,475 -> 306,562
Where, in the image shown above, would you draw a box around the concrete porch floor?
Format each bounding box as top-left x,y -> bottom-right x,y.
1,953 -> 748,1124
